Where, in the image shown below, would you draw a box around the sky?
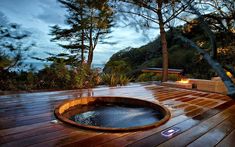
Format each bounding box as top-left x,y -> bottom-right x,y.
0,0 -> 158,67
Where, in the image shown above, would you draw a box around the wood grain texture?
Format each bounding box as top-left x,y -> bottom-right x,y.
0,83 -> 233,147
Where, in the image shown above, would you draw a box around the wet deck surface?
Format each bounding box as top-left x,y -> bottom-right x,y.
0,83 -> 235,147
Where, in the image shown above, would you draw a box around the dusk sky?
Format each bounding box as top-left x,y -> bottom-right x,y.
0,0 -> 157,66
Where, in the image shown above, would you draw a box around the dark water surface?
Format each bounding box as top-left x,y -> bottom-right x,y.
70,103 -> 164,128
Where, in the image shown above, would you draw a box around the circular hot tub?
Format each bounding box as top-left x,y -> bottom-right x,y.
55,96 -> 170,132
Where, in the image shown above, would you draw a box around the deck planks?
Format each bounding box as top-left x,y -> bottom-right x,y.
0,83 -> 234,147
187,115 -> 235,147
216,129 -> 235,147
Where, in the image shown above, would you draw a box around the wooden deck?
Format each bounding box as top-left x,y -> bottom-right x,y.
0,83 -> 235,147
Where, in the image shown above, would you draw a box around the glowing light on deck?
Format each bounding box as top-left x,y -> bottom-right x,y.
226,71 -> 232,78
161,127 -> 181,137
177,79 -> 189,84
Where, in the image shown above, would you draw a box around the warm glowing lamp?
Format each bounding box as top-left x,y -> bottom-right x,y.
177,79 -> 189,84
226,71 -> 232,78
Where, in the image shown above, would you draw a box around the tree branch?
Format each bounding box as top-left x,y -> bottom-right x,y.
175,35 -> 235,98
119,10 -> 159,24
183,0 -> 217,59
164,0 -> 193,24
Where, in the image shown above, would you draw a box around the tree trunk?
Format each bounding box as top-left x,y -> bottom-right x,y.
87,10 -> 93,69
157,1 -> 168,82
87,49 -> 93,68
176,35 -> 235,98
80,2 -> 84,65
81,29 -> 85,64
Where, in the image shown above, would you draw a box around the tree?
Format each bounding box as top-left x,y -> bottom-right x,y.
114,0 -> 193,81
175,0 -> 235,98
179,0 -> 234,59
0,12 -> 34,72
51,0 -> 113,68
177,0 -> 235,76
196,0 -> 235,75
196,0 -> 234,35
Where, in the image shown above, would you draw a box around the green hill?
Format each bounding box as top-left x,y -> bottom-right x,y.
104,25 -> 217,80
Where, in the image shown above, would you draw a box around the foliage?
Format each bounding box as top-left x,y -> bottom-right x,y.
101,73 -> 131,86
103,39 -> 162,78
0,14 -> 34,71
0,62 -> 101,91
217,44 -> 235,66
137,73 -> 155,82
105,16 -> 234,80
137,73 -> 180,82
37,63 -> 101,89
1,0 -> 234,92
119,74 -> 132,85
0,70 -> 38,91
50,0 -> 114,67
37,63 -> 71,89
114,0 -> 194,81
101,73 -> 119,86
102,58 -> 132,86
104,60 -> 131,75
0,53 -> 12,70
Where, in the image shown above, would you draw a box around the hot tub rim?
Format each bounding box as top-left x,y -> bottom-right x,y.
54,96 -> 171,132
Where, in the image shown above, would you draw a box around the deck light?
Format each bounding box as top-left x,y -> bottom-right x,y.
177,78 -> 189,84
226,71 -> 232,78
161,127 -> 180,137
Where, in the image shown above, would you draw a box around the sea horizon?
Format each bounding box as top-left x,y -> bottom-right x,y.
10,62 -> 105,72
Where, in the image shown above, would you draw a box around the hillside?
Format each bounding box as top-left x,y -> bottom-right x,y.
104,26 -> 214,79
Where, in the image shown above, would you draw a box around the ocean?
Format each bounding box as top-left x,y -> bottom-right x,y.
11,62 -> 105,72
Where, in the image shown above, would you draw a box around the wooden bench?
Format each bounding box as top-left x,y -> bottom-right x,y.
142,68 -> 184,78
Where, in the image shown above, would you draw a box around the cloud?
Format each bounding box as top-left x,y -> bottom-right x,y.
37,13 -> 65,25
0,0 -> 65,57
0,0 -> 158,65
83,25 -> 158,64
93,50 -> 117,64
37,0 -> 66,25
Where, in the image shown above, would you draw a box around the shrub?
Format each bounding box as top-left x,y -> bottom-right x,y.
137,73 -> 155,82
36,64 -> 101,90
101,73 -> 131,86
37,63 -> 71,89
103,60 -> 131,75
151,74 -> 162,81
101,73 -> 119,86
137,73 -> 181,82
119,74 -> 132,86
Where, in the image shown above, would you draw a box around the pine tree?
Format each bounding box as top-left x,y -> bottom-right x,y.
50,0 -> 113,68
